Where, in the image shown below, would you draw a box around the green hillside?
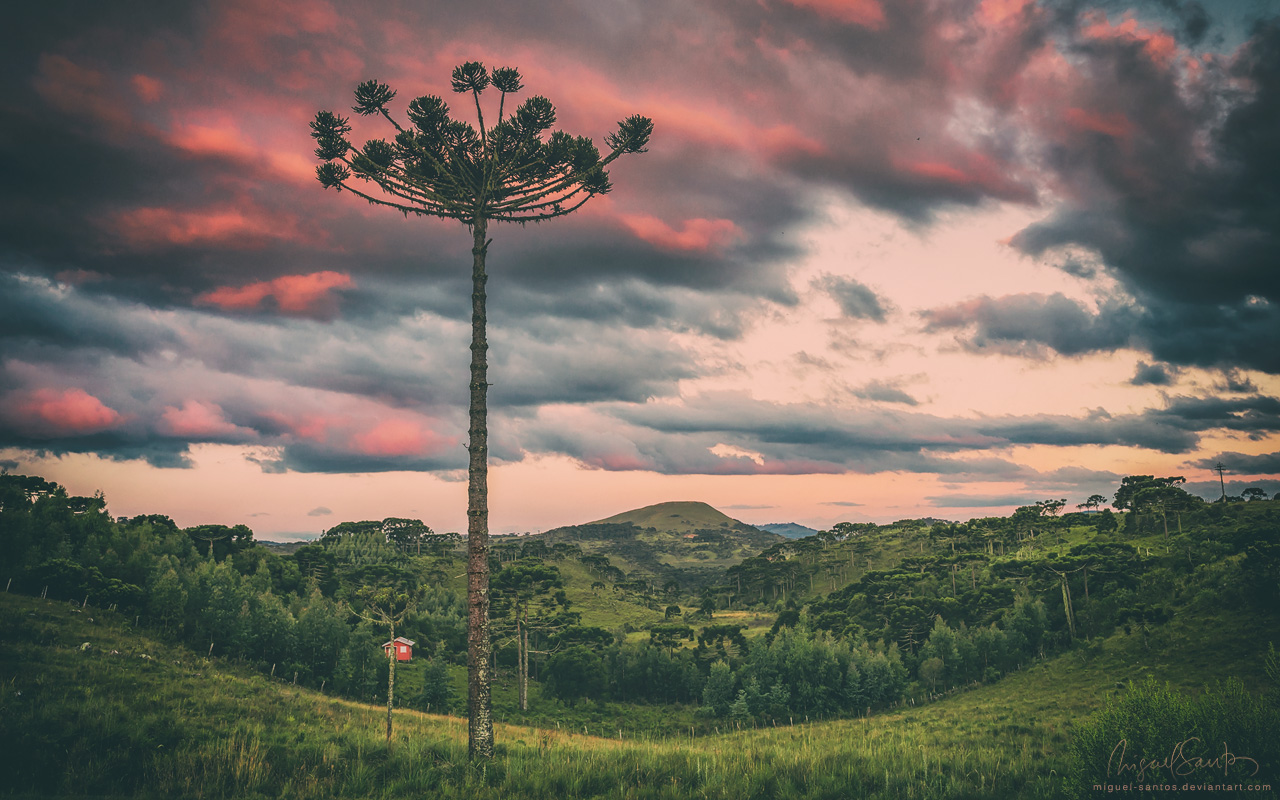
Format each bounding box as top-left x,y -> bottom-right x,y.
526,501 -> 783,591
2,589 -> 1274,799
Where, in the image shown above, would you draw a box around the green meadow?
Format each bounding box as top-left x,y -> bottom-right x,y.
2,589 -> 1273,799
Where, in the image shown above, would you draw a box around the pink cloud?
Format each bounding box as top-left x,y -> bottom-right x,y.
1080,11 -> 1178,67
167,121 -> 258,161
890,153 -> 1033,201
1063,107 -> 1135,140
163,112 -> 325,184
131,74 -> 164,103
619,215 -> 743,253
901,160 -> 972,185
582,452 -> 655,472
350,419 -> 445,457
19,388 -> 123,434
107,206 -> 303,250
263,411 -> 340,443
204,0 -> 362,93
640,97 -> 825,160
160,400 -> 245,438
196,271 -> 354,315
781,0 -> 885,29
978,0 -> 1034,27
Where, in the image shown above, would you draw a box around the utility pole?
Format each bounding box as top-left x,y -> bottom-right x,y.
1213,462 -> 1227,501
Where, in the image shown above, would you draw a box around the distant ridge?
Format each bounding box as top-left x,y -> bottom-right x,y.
531,500 -> 783,589
758,522 -> 821,539
591,500 -> 761,535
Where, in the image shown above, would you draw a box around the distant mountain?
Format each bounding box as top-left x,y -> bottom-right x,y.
592,501 -> 761,534
757,522 -> 822,539
537,501 -> 784,589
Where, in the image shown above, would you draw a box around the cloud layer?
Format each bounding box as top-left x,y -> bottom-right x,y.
1,0 -> 1278,524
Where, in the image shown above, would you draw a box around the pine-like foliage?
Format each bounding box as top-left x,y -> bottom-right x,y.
311,63 -> 652,222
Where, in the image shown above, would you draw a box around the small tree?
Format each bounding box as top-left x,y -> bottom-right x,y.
490,558 -> 563,711
919,656 -> 944,693
351,586 -> 413,748
544,645 -> 605,706
312,65 -> 651,759
701,660 -> 736,716
1078,494 -> 1107,512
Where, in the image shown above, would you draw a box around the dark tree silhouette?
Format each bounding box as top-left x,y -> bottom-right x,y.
311,63 -> 651,759
1078,494 -> 1107,512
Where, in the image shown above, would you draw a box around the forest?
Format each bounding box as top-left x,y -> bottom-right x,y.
2,471 -> 1277,732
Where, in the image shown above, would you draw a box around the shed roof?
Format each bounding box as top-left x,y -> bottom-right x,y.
382,637 -> 416,647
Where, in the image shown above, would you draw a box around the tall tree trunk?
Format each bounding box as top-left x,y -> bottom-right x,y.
466,219 -> 494,760
519,611 -> 529,711
1060,577 -> 1076,640
386,626 -> 396,747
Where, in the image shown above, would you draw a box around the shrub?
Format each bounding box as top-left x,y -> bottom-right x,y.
1067,676 -> 1278,796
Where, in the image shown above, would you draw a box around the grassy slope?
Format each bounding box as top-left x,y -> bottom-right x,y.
555,560 -> 666,629
3,591 -> 1273,799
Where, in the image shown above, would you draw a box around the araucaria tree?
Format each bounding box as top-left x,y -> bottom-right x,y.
310,63 -> 652,759
351,586 -> 413,749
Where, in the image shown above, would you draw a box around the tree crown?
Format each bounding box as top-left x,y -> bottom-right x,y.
310,63 -> 652,225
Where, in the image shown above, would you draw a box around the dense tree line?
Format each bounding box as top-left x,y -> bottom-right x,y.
713,479 -> 1280,703
0,475 -> 462,708
534,620 -> 909,722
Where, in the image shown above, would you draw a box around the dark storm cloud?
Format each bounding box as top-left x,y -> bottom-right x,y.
0,272 -> 178,357
1007,17 -> 1280,372
490,321 -> 697,407
978,413 -> 1198,452
923,290 -> 1280,374
547,392 -> 1252,474
1131,361 -> 1176,385
0,435 -> 195,470
1138,299 -> 1280,373
266,444 -> 464,475
1214,370 -> 1258,393
1189,450 -> 1280,473
494,281 -> 772,341
1152,394 -> 1280,435
921,293 -> 1137,357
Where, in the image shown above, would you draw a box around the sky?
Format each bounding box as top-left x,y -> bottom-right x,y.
2,0 -> 1279,540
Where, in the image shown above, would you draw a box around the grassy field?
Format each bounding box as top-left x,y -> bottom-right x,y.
2,589 -> 1274,799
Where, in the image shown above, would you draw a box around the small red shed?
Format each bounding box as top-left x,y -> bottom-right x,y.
382,636 -> 415,661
